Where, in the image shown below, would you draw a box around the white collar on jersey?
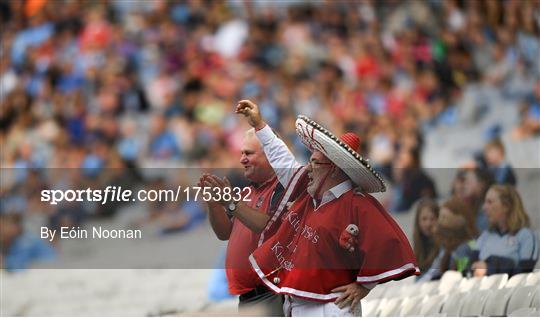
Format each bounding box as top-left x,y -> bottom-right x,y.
313,179 -> 353,209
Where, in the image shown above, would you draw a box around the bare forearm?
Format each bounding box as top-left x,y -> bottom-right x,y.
207,203 -> 232,240
233,202 -> 270,233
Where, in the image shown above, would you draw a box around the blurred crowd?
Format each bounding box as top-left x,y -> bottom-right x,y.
414,178 -> 539,281
1,0 -> 539,274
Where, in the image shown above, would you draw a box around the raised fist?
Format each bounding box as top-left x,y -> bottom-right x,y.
235,99 -> 265,130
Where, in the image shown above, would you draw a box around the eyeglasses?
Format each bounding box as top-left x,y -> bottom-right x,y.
308,159 -> 333,168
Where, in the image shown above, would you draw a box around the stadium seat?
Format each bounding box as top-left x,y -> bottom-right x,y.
399,295 -> 425,316
400,281 -> 423,296
440,292 -> 466,316
525,272 -> 540,286
506,285 -> 540,316
362,299 -> 381,317
483,287 -> 514,316
508,307 -> 540,317
377,297 -> 403,317
365,284 -> 387,301
458,276 -> 482,292
387,298 -> 406,317
438,271 -> 463,295
532,287 -> 540,309
506,273 -> 530,288
420,294 -> 446,316
381,281 -> 406,299
420,280 -> 440,296
460,289 -> 492,316
480,273 -> 509,290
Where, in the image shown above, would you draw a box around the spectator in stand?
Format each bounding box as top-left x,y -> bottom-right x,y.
480,138 -> 516,186
390,147 -> 437,213
419,198 -> 477,281
0,211 -> 56,272
514,81 -> 540,139
413,198 -> 440,274
472,185 -> 540,276
450,169 -> 467,199
147,113 -> 182,161
462,168 -> 495,233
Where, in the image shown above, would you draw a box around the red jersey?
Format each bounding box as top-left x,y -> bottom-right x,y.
225,176 -> 282,295
249,171 -> 419,301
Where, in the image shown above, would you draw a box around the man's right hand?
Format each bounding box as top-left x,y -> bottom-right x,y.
202,174 -> 232,207
198,174 -> 223,209
235,100 -> 266,130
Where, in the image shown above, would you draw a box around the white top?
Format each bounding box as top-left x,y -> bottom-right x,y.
255,124 -> 302,187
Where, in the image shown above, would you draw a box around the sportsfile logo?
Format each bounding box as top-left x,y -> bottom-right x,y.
41,186 -> 177,205
40,186 -> 252,205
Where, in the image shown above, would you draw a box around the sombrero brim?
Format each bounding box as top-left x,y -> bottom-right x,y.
295,115 -> 386,193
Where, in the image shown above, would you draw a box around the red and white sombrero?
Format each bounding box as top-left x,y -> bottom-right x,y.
295,115 -> 386,193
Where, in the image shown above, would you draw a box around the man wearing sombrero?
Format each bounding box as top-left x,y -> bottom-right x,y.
235,100 -> 419,316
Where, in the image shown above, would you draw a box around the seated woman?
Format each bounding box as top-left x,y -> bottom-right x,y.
472,185 -> 540,276
413,199 -> 440,274
419,198 -> 478,281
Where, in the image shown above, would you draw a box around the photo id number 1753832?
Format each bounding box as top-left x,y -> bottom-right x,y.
183,186 -> 251,202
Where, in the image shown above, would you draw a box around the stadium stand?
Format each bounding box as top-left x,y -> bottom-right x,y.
508,307 -> 540,317
2,270 -> 539,315
483,287 -> 515,317
479,273 -> 509,290
420,294 -> 446,316
460,289 -> 491,316
360,270 -> 540,317
2,0 -> 539,316
506,285 -> 540,317
437,270 -> 463,294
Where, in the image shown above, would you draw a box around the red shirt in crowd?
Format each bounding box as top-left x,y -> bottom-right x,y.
225,176 -> 282,295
